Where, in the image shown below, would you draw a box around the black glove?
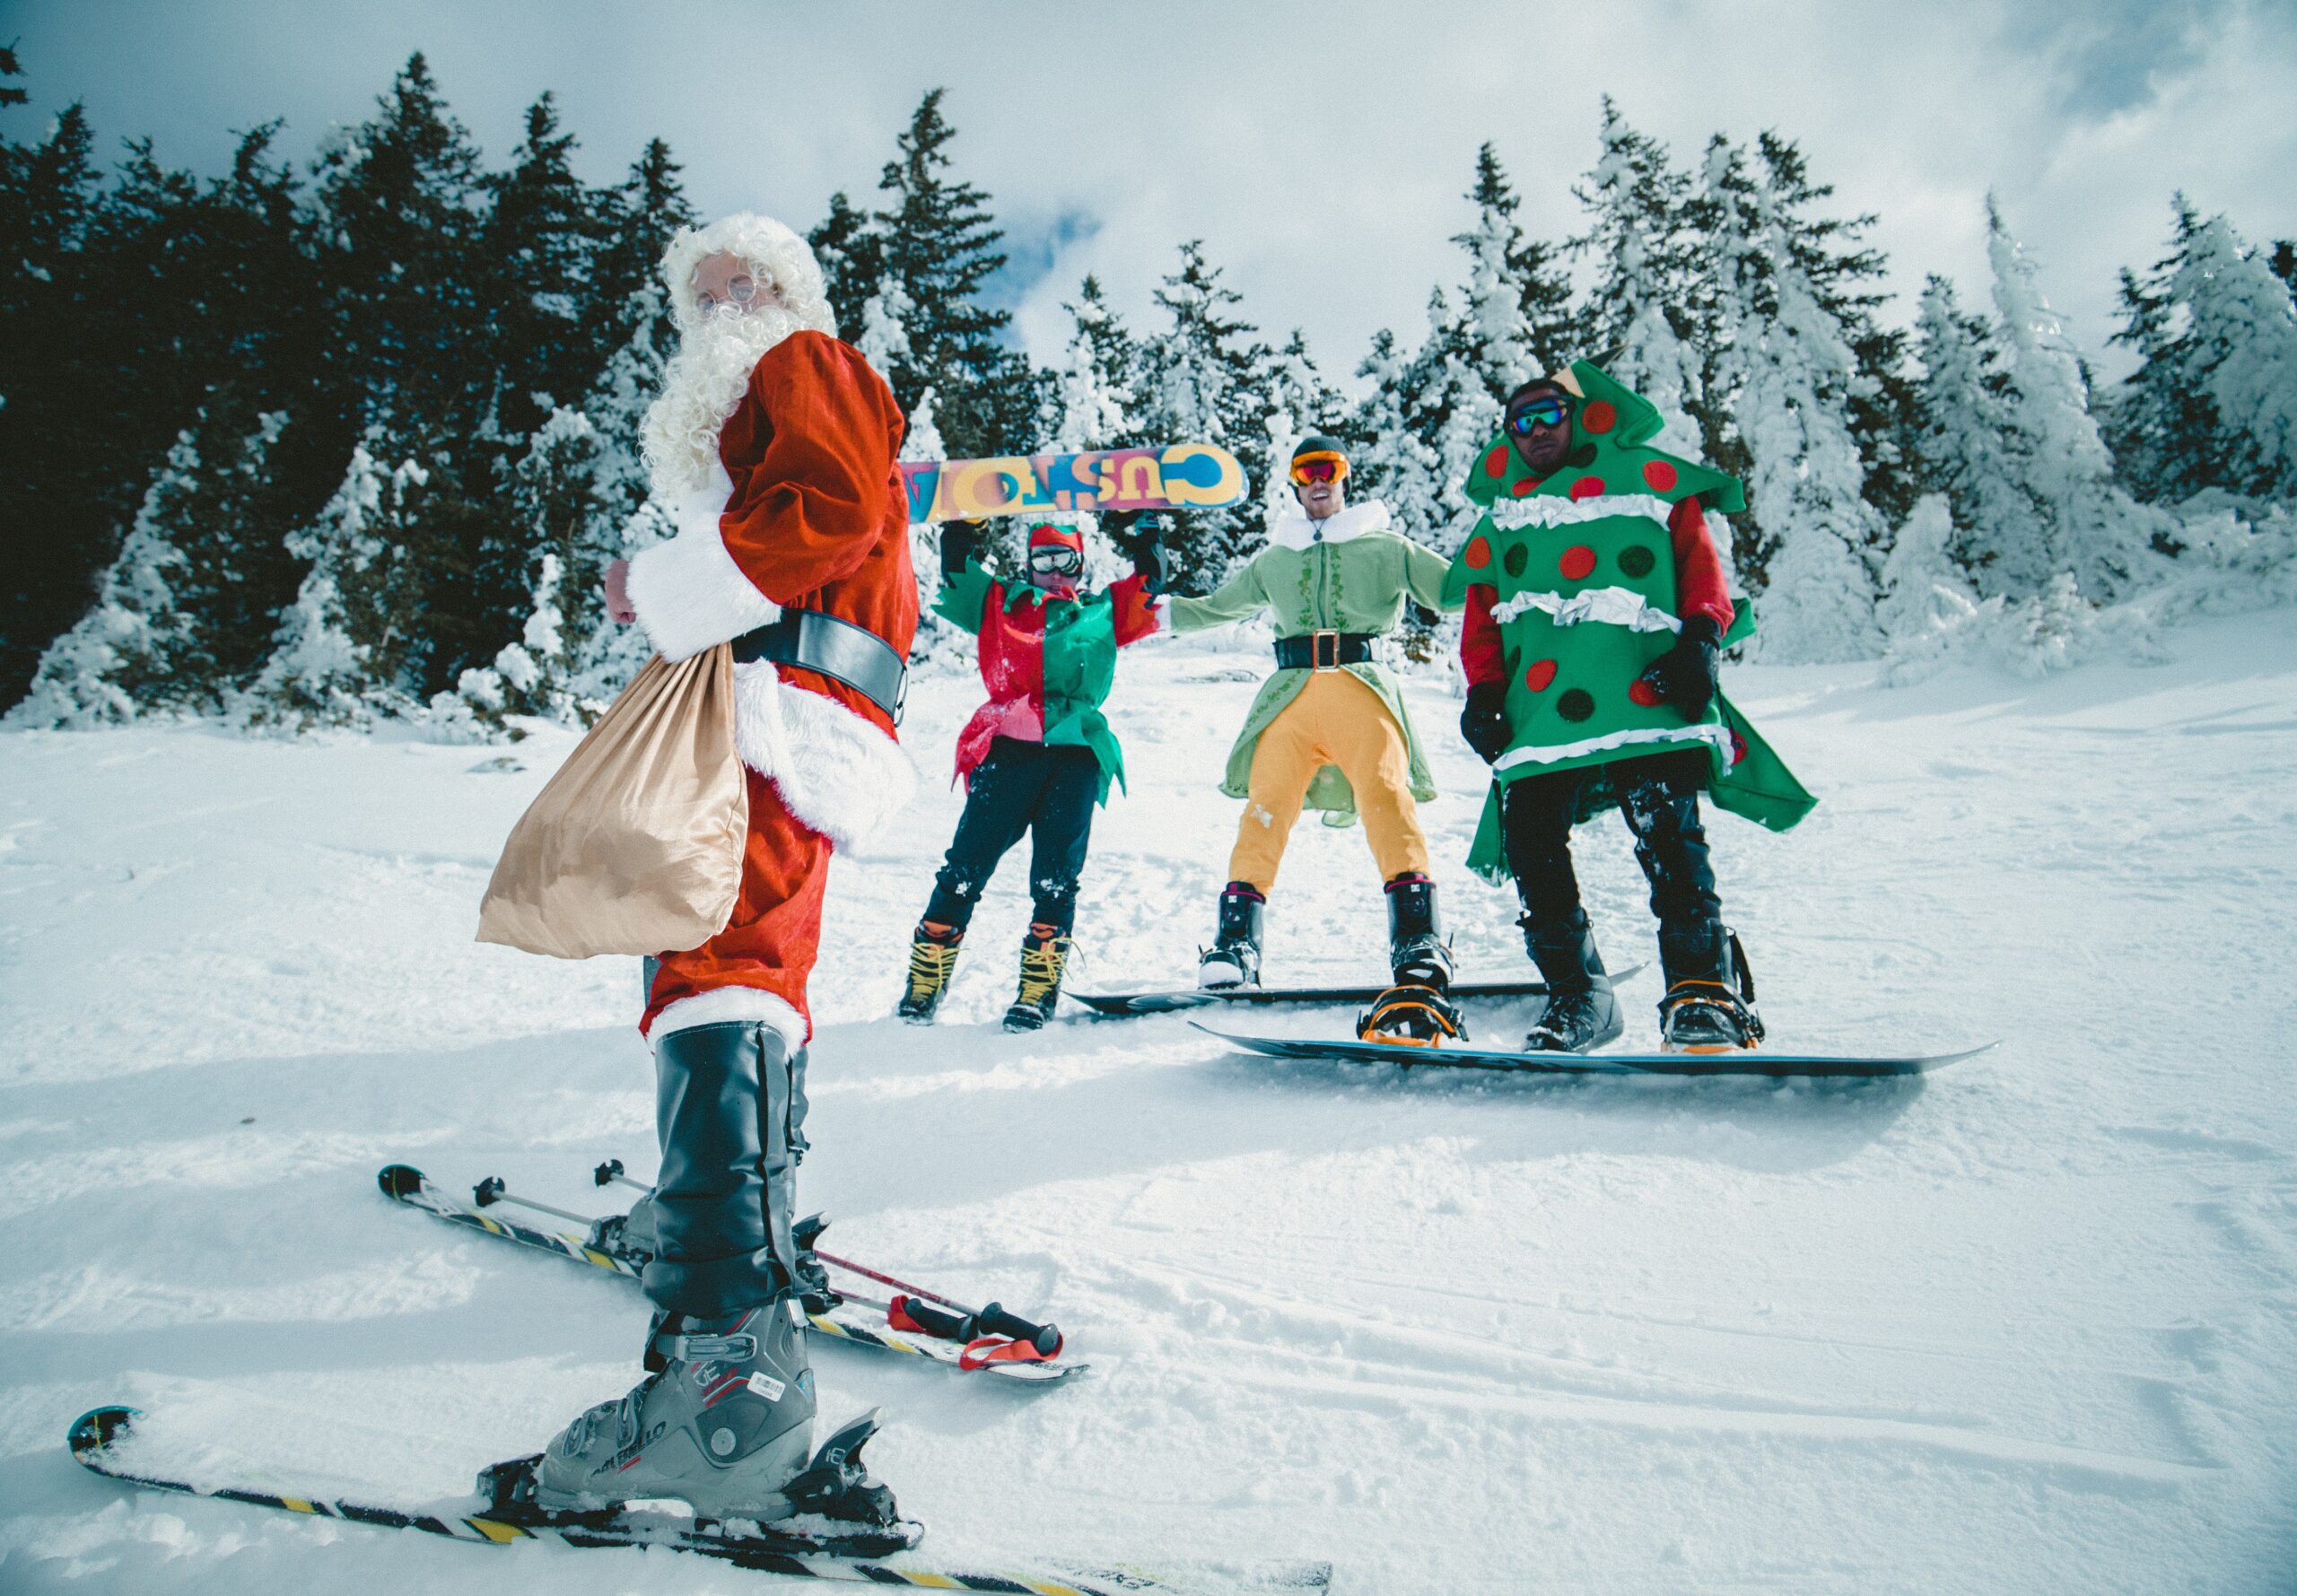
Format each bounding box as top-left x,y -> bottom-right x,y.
939,519 -> 983,579
1131,537 -> 1172,597
1460,680 -> 1511,765
1099,508 -> 1145,539
1639,614 -> 1722,716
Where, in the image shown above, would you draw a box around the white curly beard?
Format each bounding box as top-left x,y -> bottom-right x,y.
641,307 -> 809,501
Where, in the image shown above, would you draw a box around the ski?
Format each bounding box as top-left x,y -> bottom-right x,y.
1193,1024 -> 1996,1078
378,1164 -> 1083,1383
1067,964 -> 1647,1016
901,443 -> 1245,524
70,1407 -> 1329,1593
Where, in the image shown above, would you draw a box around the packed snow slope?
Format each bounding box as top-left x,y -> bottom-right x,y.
3,610 -> 2293,1595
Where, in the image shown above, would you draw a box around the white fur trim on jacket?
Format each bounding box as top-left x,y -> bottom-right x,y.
732,661 -> 918,852
1269,500 -> 1392,551
649,984 -> 808,1052
625,463 -> 782,662
1486,493 -> 1673,532
1494,720 -> 1733,772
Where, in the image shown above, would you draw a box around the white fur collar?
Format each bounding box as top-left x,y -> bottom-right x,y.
1269,500 -> 1392,552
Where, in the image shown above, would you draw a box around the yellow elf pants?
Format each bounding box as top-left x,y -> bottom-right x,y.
1227,669 -> 1431,894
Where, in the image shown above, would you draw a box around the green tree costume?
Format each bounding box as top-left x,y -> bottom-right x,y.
1169,502 -> 1456,824
1442,362 -> 1817,881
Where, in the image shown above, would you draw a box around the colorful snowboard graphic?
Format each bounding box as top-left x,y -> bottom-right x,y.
902,444 -> 1247,524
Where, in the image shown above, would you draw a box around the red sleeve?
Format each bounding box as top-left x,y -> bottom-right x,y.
1670,497 -> 1735,634
1109,572 -> 1163,646
720,332 -> 904,604
1460,582 -> 1505,687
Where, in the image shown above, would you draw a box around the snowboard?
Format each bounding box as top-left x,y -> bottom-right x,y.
70,1407 -> 1331,1593
902,442 -> 1246,524
378,1164 -> 1081,1383
1067,964 -> 1649,1016
1193,1023 -> 1995,1078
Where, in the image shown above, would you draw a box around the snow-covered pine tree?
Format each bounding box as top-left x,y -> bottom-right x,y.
1352,328 -> 1446,545
1573,99 -> 1706,459
1984,196 -> 2171,600
807,189 -> 879,342
1874,493 -> 1974,642
242,438 -> 430,728
1047,275 -> 1139,454
1141,240 -> 1270,589
2102,200 -> 2207,502
1913,273 -> 2050,597
2163,210 -> 2297,501
1699,136 -> 1882,660
1454,144 -> 1540,397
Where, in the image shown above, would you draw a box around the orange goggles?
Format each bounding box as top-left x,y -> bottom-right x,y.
1289,451 -> 1349,486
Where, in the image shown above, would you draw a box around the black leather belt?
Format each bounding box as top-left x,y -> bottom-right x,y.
1273,630 -> 1375,671
731,609 -> 908,722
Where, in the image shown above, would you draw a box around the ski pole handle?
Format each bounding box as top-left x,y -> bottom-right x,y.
887,1294 -> 974,1341
974,1301 -> 1062,1358
592,1159 -> 654,1197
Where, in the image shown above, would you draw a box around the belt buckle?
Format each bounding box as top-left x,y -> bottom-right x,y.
1311,629 -> 1341,672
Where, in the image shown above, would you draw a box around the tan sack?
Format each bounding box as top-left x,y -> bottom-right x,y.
476,645 -> 747,959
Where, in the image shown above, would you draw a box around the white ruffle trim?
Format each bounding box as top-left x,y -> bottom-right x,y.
1494,720 -> 1731,771
1485,493 -> 1673,531
1269,500 -> 1391,550
625,462 -> 782,663
649,985 -> 808,1052
1491,585 -> 1683,634
732,662 -> 917,852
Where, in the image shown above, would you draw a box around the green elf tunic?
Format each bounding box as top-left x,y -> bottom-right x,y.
1441,361 -> 1817,881
1169,501 -> 1457,826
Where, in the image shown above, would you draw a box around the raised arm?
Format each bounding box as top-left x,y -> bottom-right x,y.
1403,536 -> 1461,613
1166,559 -> 1265,632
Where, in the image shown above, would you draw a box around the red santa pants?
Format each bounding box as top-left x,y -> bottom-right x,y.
642,767 -> 831,1040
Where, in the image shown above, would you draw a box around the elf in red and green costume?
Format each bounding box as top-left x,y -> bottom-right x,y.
898,515 -> 1168,1030
1448,362 -> 1815,1052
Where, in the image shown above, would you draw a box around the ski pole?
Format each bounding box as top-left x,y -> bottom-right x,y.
470,1176 -> 598,1230
590,1159 -> 1061,1356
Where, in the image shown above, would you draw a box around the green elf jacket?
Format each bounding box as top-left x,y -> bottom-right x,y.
1441,361 -> 1817,882
1168,501 -> 1458,825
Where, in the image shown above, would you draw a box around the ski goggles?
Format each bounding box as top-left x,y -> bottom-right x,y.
1026,542 -> 1084,578
1507,397 -> 1571,435
1289,452 -> 1349,485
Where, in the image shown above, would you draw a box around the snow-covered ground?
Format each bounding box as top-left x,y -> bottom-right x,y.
3,612 -> 2293,1594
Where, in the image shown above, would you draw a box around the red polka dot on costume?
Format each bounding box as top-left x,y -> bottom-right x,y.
1483,444 -> 1511,479
1463,536 -> 1491,570
1510,476 -> 1540,497
1570,475 -> 1607,501
1730,730 -> 1749,766
1524,659 -> 1558,692
1559,545 -> 1597,580
1642,459 -> 1678,492
1581,400 -> 1617,434
1629,678 -> 1664,708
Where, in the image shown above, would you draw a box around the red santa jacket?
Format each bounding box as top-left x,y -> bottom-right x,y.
1459,495 -> 1734,686
626,329 -> 920,850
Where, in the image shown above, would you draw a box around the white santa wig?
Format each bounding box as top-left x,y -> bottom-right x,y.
658,212 -> 836,338
642,213 -> 839,501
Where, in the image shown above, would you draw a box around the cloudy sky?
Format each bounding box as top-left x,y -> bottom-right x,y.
10,0 -> 2294,389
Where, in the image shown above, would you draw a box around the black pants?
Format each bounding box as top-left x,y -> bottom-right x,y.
924,737 -> 1100,935
1501,749 -> 1721,929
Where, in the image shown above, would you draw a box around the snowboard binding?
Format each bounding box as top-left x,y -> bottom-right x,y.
1356,984 -> 1469,1048
1657,929 -> 1765,1053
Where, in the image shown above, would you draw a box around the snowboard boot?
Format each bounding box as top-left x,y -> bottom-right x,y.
1656,920 -> 1764,1052
1357,984 -> 1468,1046
897,922 -> 964,1024
1197,882 -> 1266,990
1002,924 -> 1072,1032
1384,873 -> 1454,990
1521,912 -> 1625,1053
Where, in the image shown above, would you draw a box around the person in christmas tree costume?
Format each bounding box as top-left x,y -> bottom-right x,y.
557,214 -> 917,1528
1169,435 -> 1463,1038
1449,361 -> 1815,1052
898,513 -> 1169,1030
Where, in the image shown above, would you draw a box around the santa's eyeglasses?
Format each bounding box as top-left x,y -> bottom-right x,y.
1026,543 -> 1084,577
1507,397 -> 1571,435
696,275 -> 760,313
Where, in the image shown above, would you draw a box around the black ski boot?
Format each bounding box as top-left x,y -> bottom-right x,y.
1656,920 -> 1764,1052
1521,912 -> 1625,1053
1003,925 -> 1072,1031
1197,882 -> 1265,990
897,923 -> 963,1023
1358,875 -> 1465,1044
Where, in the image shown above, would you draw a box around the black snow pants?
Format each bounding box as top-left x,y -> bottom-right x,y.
923,737 -> 1101,935
1500,748 -> 1722,932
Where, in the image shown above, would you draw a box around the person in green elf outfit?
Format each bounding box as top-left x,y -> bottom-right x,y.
898,513 -> 1168,1031
1447,362 -> 1816,1053
1168,435 -> 1463,1035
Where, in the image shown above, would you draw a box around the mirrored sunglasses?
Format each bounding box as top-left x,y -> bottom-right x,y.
1507,397 -> 1570,435
1289,455 -> 1347,485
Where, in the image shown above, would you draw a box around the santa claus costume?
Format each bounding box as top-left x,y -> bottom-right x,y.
528,214 -> 918,1539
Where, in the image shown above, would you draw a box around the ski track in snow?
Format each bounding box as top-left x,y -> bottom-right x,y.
3,615 -> 2294,1594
